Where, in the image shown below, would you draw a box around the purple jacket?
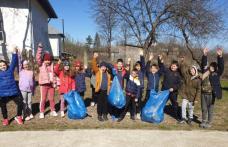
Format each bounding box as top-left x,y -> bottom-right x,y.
19,70 -> 34,92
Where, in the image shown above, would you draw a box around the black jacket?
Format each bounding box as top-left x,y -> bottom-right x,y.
158,59 -> 182,92
201,55 -> 224,99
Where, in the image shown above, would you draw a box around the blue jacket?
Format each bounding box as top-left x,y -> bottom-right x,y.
201,55 -> 224,99
146,60 -> 162,92
158,59 -> 182,92
75,69 -> 91,93
125,72 -> 141,99
0,54 -> 19,97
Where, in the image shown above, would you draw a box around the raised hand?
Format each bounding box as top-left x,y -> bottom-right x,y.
93,52 -> 98,59
149,53 -> 154,61
139,49 -> 144,56
58,59 -> 62,64
203,48 -> 209,56
217,48 -> 223,57
127,58 -> 131,64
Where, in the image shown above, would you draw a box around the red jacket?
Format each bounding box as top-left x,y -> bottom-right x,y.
54,63 -> 75,94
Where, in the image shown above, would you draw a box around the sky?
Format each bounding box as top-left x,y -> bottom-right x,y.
49,0 -> 228,49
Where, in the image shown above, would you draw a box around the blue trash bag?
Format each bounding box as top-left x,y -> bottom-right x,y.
108,76 -> 126,109
64,91 -> 87,119
141,90 -> 170,124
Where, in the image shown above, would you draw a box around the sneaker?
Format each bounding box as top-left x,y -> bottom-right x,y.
14,116 -> 23,125
50,111 -> 58,117
90,102 -> 95,107
60,111 -> 65,117
204,122 -> 212,128
98,115 -> 104,122
39,112 -> 45,119
178,118 -> 187,124
25,116 -> 31,121
136,114 -> 141,120
2,119 -> 9,126
126,112 -> 130,116
200,122 -> 207,128
187,118 -> 193,125
30,114 -> 34,119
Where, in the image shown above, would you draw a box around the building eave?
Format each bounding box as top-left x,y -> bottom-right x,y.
37,0 -> 57,18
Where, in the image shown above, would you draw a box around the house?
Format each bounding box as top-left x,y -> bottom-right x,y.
0,0 -> 57,60
48,25 -> 64,58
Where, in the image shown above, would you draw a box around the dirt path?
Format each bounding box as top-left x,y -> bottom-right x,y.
0,130 -> 227,147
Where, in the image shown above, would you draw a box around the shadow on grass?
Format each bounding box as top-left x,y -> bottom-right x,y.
164,105 -> 201,124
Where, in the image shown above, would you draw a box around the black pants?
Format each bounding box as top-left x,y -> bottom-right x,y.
79,91 -> 85,97
168,92 -> 180,120
97,90 -> 108,116
0,96 -> 23,119
119,95 -> 136,119
91,87 -> 97,103
136,88 -> 143,113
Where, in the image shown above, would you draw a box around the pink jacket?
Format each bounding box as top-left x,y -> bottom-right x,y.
36,47 -> 56,87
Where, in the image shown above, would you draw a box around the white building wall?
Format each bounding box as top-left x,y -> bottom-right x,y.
0,0 -> 53,58
0,0 -> 31,55
49,37 -> 60,57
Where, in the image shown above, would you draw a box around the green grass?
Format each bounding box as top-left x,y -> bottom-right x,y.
0,80 -> 228,132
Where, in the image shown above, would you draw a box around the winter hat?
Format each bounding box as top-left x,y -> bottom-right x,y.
100,61 -> 107,67
63,60 -> 70,66
22,60 -> 29,65
74,60 -> 81,67
43,52 -> 52,61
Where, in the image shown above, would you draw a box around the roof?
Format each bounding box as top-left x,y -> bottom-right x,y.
37,0 -> 57,18
48,25 -> 64,37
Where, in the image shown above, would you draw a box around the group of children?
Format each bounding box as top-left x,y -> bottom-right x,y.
0,43 -> 224,129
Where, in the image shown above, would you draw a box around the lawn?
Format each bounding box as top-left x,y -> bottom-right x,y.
0,79 -> 228,132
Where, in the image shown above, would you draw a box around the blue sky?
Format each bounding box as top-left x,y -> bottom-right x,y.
49,0 -> 228,49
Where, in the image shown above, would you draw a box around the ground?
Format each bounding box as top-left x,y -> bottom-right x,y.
0,80 -> 228,132
0,130 -> 228,147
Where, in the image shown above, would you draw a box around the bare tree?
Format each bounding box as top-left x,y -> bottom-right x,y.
96,0 -> 224,62
91,0 -> 118,57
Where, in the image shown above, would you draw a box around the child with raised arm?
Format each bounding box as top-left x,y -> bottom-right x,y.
54,59 -> 75,117
0,46 -> 23,126
91,52 -> 111,121
200,48 -> 224,128
36,43 -> 58,119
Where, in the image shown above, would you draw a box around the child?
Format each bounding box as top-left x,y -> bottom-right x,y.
106,58 -> 130,120
178,56 -> 201,125
145,54 -> 163,102
54,59 -> 75,117
158,55 -> 182,121
91,52 -> 111,121
18,50 -> 35,121
36,43 -> 57,119
0,47 -> 23,126
74,60 -> 91,97
117,68 -> 141,121
200,48 -> 224,128
134,50 -> 146,118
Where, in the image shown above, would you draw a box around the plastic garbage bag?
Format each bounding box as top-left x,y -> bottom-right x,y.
64,91 -> 87,119
108,76 -> 126,109
141,90 -> 170,124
